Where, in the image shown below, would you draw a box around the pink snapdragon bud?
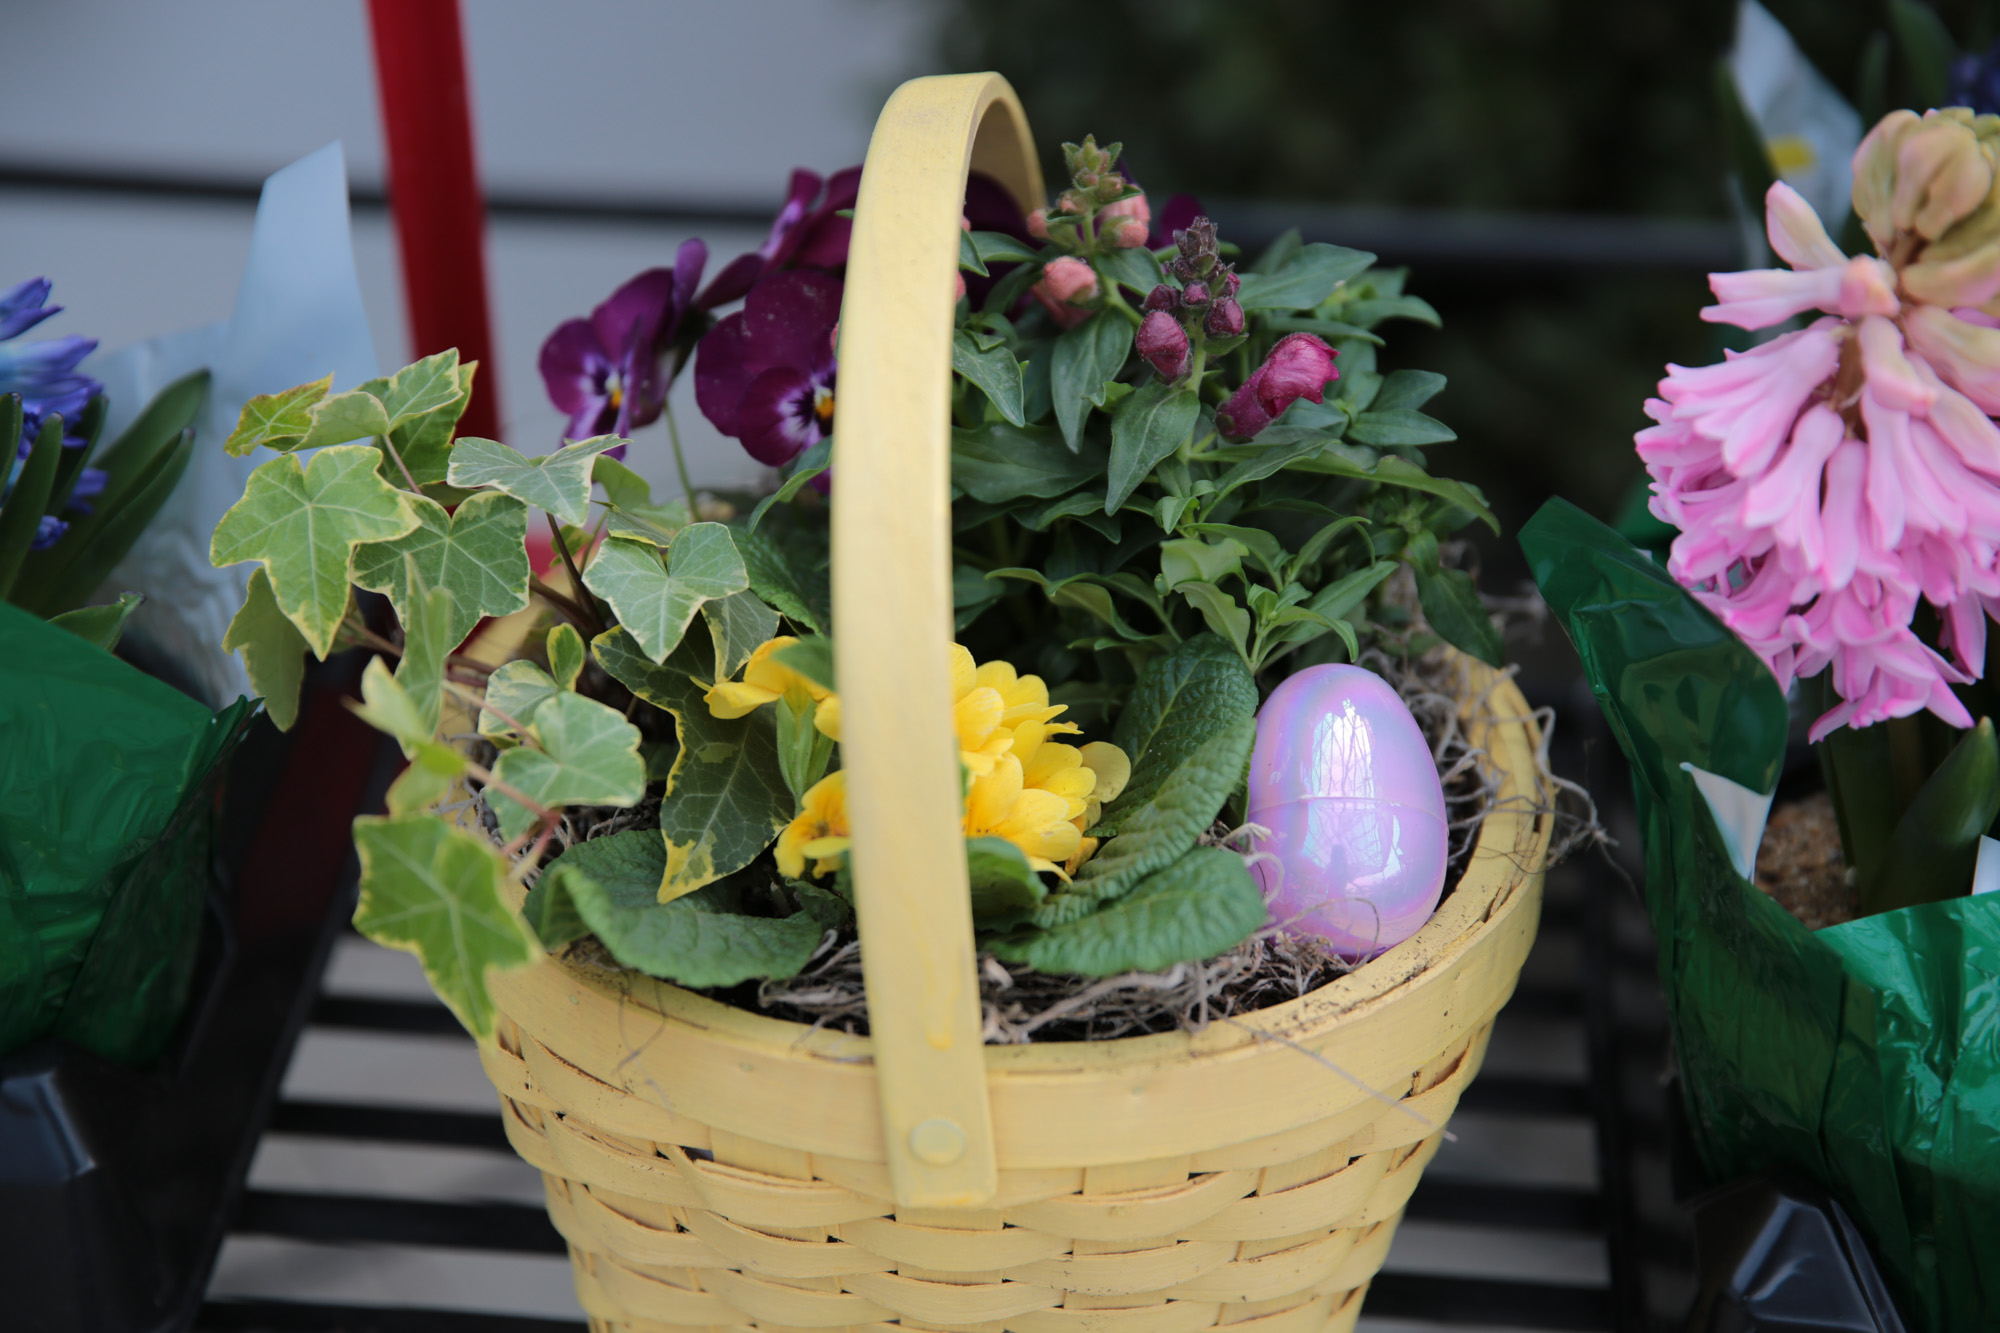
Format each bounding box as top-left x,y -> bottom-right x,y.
1215,333 -> 1339,440
1205,297 -> 1245,338
1026,208 -> 1050,240
1032,256 -> 1099,329
1099,192 -> 1152,248
1142,284 -> 1178,313
1136,310 -> 1190,379
1182,281 -> 1210,307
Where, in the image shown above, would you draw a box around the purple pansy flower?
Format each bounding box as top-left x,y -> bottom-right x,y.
698,167 -> 861,310
694,270 -> 841,471
1,277 -> 100,455
538,239 -> 707,454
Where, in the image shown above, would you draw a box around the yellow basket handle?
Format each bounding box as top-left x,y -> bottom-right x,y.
832,73 -> 1043,1209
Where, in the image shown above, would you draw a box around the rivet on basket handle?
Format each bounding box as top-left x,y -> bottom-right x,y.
832,73 -> 1044,1208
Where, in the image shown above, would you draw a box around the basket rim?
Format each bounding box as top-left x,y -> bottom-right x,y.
515,652 -> 1550,1074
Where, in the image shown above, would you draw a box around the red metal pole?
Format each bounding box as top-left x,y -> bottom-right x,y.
365,0 -> 499,440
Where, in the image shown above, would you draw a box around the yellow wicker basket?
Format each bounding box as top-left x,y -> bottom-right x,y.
476,73 -> 1552,1333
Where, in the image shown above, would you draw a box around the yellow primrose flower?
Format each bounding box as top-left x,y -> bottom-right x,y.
811,644 -> 1017,775
964,753 -> 1082,874
776,771 -> 850,879
705,636 -> 830,720
1063,740 -> 1133,874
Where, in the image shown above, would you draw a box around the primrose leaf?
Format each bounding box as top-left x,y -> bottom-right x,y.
209,444 -> 419,657
297,388 -> 392,452
1348,408 -> 1456,447
1106,381 -> 1199,514
445,435 -> 621,526
352,814 -> 538,1041
951,422 -> 1107,504
952,330 -> 1027,426
351,490 -> 531,649
479,660 -> 564,741
734,526 -> 822,633
1235,243 -> 1375,310
487,690 -> 646,840
547,623 -> 586,691
583,524 -> 748,664
967,836 -> 1048,919
532,831 -> 820,985
358,349 -> 476,486
1104,633 -> 1258,836
225,374 -> 332,456
991,846 -> 1264,976
1078,716 -> 1256,900
702,590 -> 782,682
1052,315 -> 1134,452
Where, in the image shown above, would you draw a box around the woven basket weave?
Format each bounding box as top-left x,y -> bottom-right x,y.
471,73 -> 1551,1333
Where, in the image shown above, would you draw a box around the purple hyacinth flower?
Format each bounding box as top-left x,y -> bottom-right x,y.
538,239 -> 707,455
0,278 -> 61,341
30,515 -> 67,550
0,277 -> 101,454
694,270 -> 841,470
698,167 -> 861,310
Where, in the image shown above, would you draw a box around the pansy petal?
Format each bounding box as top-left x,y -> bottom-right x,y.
737,365 -> 824,466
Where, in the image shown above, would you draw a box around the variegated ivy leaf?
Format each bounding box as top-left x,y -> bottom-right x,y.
445,435 -> 621,526
478,659 -> 564,742
224,566 -> 311,730
224,374 -> 332,456
209,444 -> 419,657
594,455 -> 691,544
395,575 -> 456,738
487,690 -> 646,841
352,813 -> 538,1041
581,524 -> 747,664
351,490 -> 530,650
702,590 -> 781,682
546,623 -> 586,690
356,349 -> 477,487
296,387 -> 392,453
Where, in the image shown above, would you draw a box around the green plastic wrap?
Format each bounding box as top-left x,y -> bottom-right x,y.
1523,498 -> 2000,1332
0,600 -> 255,1066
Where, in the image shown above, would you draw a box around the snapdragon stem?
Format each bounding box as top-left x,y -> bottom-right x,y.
1102,284 -> 1143,328
663,398 -> 699,506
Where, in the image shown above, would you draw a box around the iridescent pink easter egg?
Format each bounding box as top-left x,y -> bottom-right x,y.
1247,664 -> 1449,959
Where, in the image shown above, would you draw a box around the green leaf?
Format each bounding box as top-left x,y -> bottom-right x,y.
734,526 -> 822,633
521,861 -> 592,949
1348,408 -> 1456,447
225,374 -> 332,456
445,435 -> 621,527
967,836 -> 1048,919
775,691 -> 836,805
1159,537 -> 1248,592
48,592 -> 143,652
385,758 -> 457,819
954,563 -> 1007,631
1078,718 -> 1256,900
1052,313 -> 1135,452
953,330 -> 1027,426
582,525 -> 748,664
352,656 -> 437,754
297,387 -> 392,452
747,440 -> 831,531
959,228 -> 990,277
479,660 -> 564,741
352,814 -> 539,1041
351,490 -> 531,650
772,635 -> 837,692
1105,633 -> 1258,836
970,230 -> 1039,266
952,422 -> 1108,504
591,625 -> 694,710
1860,717 -> 2000,915
1175,582 -> 1252,665
1372,369 -> 1447,413
989,568 -> 1154,641
1305,559 -> 1398,623
1261,315 -> 1383,346
358,350 -> 477,487
1413,561 -> 1504,668
1095,245 -> 1161,295
223,567 -> 313,731
593,456 -> 692,544
1342,295 -> 1440,329
991,846 -> 1264,976
488,690 -> 647,840
702,590 -> 782,681
1106,381 -> 1199,514
534,831 -> 820,986
1287,517 -> 1371,580
1288,453 -> 1498,533
0,412 -> 63,598
209,444 -> 419,657
547,623 -> 586,691
395,576 -> 457,737
1889,0 -> 1955,112
1235,243 -> 1375,310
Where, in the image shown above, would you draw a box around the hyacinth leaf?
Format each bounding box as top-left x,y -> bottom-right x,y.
208,444 -> 418,657
1372,369 -> 1448,414
487,689 -> 646,841
1052,314 -> 1134,453
297,388 -> 392,453
967,836 -> 1048,919
636,666 -> 793,902
951,422 -> 1108,504
1236,243 -> 1375,311
0,413 -> 63,598
1103,633 -> 1258,837
445,435 -> 620,527
703,590 -> 782,683
1859,718 -> 2000,917
772,635 -> 837,693
395,576 -> 456,738
224,374 -> 333,456
48,592 -> 144,653
528,831 -> 819,985
547,623 -> 586,691
582,525 -> 747,665
224,567 -> 312,730
358,350 -> 476,487
991,847 -> 1264,977
747,439 -> 831,532
478,660 -> 563,742
1175,583 -> 1253,667
734,527 -> 822,633
351,490 -> 531,649
1078,717 -> 1256,901
1348,408 -> 1456,447
951,330 -> 1027,427
1106,382 -> 1200,515
352,814 -> 538,1042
